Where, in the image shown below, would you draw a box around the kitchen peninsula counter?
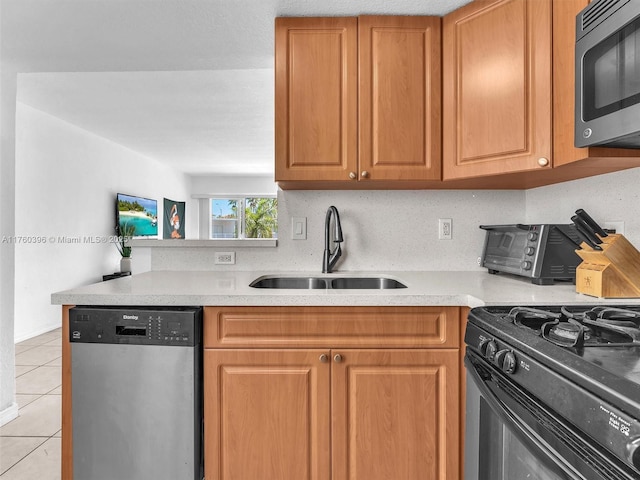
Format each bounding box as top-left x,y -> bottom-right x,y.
55,269 -> 640,480
51,270 -> 636,307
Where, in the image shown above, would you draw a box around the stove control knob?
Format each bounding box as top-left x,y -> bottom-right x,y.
521,261 -> 532,270
484,340 -> 498,362
627,437 -> 640,470
495,350 -> 517,374
525,247 -> 535,256
527,232 -> 538,241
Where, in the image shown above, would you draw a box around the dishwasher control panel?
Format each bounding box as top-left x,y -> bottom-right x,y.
69,306 -> 202,346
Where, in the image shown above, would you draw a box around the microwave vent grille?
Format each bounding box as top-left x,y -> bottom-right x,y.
581,0 -> 629,33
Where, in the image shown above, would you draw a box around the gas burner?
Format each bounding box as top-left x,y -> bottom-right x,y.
542,319 -> 592,348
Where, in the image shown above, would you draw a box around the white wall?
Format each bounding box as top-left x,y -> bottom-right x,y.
0,8 -> 20,426
13,102 -> 193,341
152,189 -> 527,272
525,167 -> 640,245
153,166 -> 640,274
190,174 -> 277,196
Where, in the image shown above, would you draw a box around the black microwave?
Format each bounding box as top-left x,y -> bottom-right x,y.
575,0 -> 640,148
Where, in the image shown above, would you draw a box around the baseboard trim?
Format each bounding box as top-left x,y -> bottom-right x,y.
14,322 -> 61,344
0,401 -> 19,427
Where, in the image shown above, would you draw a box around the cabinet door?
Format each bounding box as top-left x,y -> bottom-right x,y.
331,349 -> 460,480
442,0 -> 552,180
275,17 -> 358,183
359,16 -> 442,182
204,349 -> 331,480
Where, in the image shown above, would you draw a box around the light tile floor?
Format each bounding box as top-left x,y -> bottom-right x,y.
1,328 -> 62,479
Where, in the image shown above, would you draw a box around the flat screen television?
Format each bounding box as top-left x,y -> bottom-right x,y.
116,193 -> 158,238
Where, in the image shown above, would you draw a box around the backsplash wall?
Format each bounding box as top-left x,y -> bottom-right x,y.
525,167 -> 640,246
151,189 -> 525,272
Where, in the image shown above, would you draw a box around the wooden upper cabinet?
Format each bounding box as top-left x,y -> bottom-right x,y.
552,0 -> 640,168
275,16 -> 441,187
442,0 -> 640,186
276,4 -> 640,190
275,17 -> 358,183
442,0 -> 552,180
359,16 -> 441,182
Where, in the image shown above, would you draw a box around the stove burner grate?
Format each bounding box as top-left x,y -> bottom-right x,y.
505,306 -> 640,348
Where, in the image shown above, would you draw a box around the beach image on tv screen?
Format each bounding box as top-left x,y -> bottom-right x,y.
118,194 -> 158,236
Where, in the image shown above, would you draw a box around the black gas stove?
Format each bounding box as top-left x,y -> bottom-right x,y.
465,305 -> 640,479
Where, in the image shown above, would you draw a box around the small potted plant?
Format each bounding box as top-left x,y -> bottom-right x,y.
116,223 -> 135,273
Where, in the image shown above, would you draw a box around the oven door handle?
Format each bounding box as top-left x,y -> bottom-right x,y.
465,354 -> 583,480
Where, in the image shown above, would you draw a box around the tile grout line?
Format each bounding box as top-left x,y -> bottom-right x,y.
2,329 -> 62,477
0,437 -> 48,478
0,432 -> 60,478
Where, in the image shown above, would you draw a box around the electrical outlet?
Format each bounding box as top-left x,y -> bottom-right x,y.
439,218 -> 453,240
214,251 -> 236,265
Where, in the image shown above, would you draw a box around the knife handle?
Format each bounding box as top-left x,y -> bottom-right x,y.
575,209 -> 608,237
573,223 -> 603,251
571,215 -> 603,244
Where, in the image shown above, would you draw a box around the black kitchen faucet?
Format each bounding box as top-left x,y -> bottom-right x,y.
322,206 -> 343,273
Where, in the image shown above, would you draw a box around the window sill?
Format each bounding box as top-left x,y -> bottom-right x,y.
128,239 -> 277,248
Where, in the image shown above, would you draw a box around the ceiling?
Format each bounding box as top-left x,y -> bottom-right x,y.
3,0 -> 472,176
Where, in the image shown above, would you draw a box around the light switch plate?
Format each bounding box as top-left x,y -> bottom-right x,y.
292,217 -> 307,240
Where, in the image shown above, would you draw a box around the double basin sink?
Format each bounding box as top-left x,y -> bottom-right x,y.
250,275 -> 407,290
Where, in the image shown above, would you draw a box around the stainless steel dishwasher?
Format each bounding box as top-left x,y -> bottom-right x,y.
69,306 -> 203,480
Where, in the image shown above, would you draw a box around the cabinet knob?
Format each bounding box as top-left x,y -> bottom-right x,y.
537,157 -> 549,167
349,172 -> 357,180
319,354 -> 329,363
361,171 -> 370,179
333,353 -> 343,363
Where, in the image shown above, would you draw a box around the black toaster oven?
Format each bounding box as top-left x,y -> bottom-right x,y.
480,224 -> 581,285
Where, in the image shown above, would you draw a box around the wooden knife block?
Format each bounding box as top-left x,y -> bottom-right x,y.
575,233 -> 640,298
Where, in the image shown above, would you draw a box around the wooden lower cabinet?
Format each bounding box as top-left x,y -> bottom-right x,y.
204,350 -> 331,480
203,306 -> 462,480
332,349 -> 459,480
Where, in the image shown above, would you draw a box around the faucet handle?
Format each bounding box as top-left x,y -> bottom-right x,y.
333,208 -> 343,242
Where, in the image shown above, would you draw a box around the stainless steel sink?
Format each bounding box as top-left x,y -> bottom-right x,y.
249,276 -> 329,289
329,277 -> 407,289
249,275 -> 407,289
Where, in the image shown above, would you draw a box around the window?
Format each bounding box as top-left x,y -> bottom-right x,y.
210,197 -> 277,239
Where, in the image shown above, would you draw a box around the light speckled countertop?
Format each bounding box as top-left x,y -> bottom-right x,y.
51,270 -> 640,307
